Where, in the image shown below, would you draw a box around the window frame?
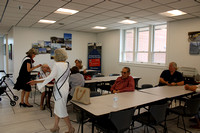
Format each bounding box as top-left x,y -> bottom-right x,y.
120,24 -> 167,65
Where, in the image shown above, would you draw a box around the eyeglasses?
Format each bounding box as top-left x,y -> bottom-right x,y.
121,71 -> 128,74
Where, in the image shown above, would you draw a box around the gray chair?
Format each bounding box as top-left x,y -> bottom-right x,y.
168,98 -> 200,133
95,108 -> 135,133
134,102 -> 168,133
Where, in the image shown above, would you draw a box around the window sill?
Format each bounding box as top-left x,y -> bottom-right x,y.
119,62 -> 166,69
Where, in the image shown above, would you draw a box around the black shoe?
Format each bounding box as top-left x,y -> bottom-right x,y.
189,118 -> 197,123
25,104 -> 33,107
19,102 -> 26,107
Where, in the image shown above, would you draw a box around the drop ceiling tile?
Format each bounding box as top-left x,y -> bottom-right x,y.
15,0 -> 40,4
152,0 -> 180,4
167,0 -> 200,9
94,1 -> 123,10
32,23 -> 49,28
100,11 -> 123,17
147,5 -> 174,14
45,13 -> 67,20
62,2 -> 89,11
109,0 -> 140,5
32,5 -> 58,13
28,10 -> 51,17
5,6 -> 29,14
84,7 -> 108,14
129,10 -> 155,17
130,0 -> 160,9
17,20 -> 37,27
38,0 -> 68,7
89,14 -> 110,21
72,0 -> 104,6
114,6 -> 140,14
7,0 -> 34,9
72,12 -> 95,18
58,16 -> 83,24
181,5 -> 200,14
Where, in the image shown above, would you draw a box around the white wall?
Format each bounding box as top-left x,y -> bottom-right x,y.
0,37 -> 4,70
97,18 -> 200,87
13,27 -> 97,81
8,28 -> 14,74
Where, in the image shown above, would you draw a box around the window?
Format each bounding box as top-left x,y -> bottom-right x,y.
137,27 -> 149,63
123,29 -> 134,62
120,24 -> 167,65
152,25 -> 167,64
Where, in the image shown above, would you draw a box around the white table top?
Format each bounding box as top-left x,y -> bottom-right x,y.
71,91 -> 165,116
85,76 -> 140,84
139,86 -> 194,98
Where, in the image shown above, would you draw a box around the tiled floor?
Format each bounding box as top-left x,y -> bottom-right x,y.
0,76 -> 200,133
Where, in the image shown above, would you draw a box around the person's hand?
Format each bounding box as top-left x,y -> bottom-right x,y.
185,84 -> 189,90
37,64 -> 42,68
170,82 -> 177,86
113,90 -> 120,93
27,80 -> 37,85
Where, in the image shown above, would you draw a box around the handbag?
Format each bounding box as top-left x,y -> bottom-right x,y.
72,87 -> 91,105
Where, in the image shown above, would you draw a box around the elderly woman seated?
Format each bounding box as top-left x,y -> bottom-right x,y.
38,64 -> 52,110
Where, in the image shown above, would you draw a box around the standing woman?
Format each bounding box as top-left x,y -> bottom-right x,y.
28,48 -> 75,133
14,48 -> 42,107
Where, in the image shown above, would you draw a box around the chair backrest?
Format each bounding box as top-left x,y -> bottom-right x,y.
109,74 -> 120,76
109,108 -> 135,133
141,84 -> 153,89
150,103 -> 168,124
185,98 -> 200,115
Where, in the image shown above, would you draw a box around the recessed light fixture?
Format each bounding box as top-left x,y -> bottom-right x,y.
54,8 -> 79,15
119,17 -> 137,24
38,19 -> 56,24
92,26 -> 107,29
160,10 -> 187,17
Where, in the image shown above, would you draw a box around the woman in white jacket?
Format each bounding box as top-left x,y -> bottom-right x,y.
28,48 -> 75,133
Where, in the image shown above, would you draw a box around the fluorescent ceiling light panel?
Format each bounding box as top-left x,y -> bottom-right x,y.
160,10 -> 187,17
38,19 -> 56,24
119,19 -> 137,24
55,8 -> 79,15
92,26 -> 107,29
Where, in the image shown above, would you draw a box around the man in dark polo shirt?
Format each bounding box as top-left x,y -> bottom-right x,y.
158,62 -> 184,86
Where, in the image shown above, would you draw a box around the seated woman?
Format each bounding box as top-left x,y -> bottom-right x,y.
158,62 -> 184,86
75,59 -> 86,74
38,64 -> 52,110
68,66 -> 85,101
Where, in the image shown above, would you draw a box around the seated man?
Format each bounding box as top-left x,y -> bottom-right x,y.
158,62 -> 184,86
185,84 -> 200,129
38,64 -> 52,110
110,67 -> 135,93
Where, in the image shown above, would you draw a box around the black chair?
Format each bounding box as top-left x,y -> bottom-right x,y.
168,98 -> 200,133
109,74 -> 120,76
141,84 -> 153,89
94,108 -> 135,133
134,102 -> 168,133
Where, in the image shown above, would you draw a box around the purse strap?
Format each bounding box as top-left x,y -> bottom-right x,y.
76,88 -> 86,100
